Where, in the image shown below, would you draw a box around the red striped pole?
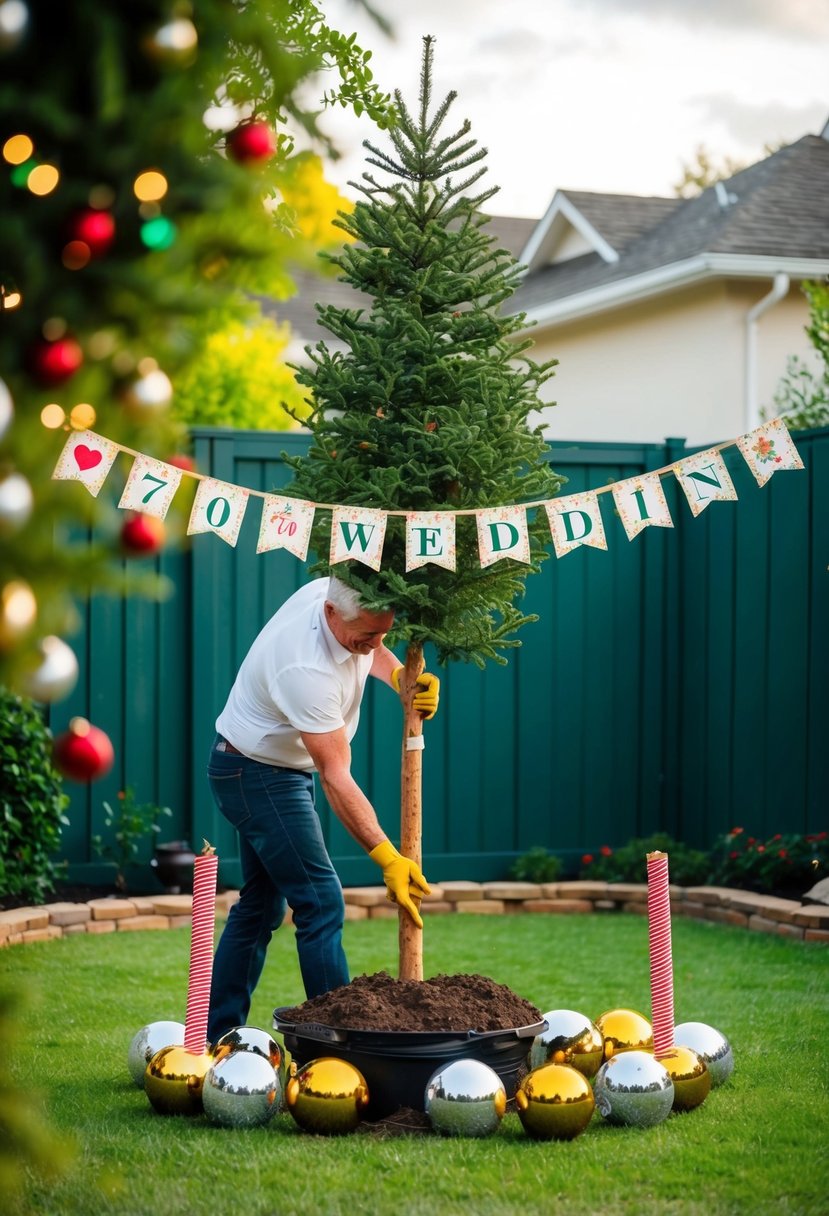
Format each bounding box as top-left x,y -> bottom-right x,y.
183,844 -> 219,1054
646,850 -> 674,1056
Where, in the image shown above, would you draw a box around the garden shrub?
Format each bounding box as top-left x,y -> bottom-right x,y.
708,827 -> 828,895
579,833 -> 710,886
0,689 -> 69,902
509,846 -> 562,883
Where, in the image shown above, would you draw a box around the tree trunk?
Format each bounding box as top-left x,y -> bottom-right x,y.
398,640 -> 424,980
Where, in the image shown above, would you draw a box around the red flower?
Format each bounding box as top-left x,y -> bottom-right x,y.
747,837 -> 756,845
117,790 -> 126,800
778,849 -> 788,859
729,851 -> 739,860
730,826 -> 744,836
772,834 -> 782,842
757,845 -> 765,853
582,854 -> 594,865
600,845 -> 613,857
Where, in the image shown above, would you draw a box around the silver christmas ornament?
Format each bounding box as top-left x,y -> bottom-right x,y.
0,376 -> 12,439
594,1050 -> 675,1128
674,1021 -> 734,1087
212,1026 -> 282,1074
203,1052 -> 280,1128
530,1009 -> 604,1078
424,1058 -> 507,1138
121,367 -> 173,416
21,635 -> 78,702
0,471 -> 33,535
128,1020 -> 185,1087
0,0 -> 29,51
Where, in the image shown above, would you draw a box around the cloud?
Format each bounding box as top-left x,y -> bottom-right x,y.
690,93 -> 828,148
577,0 -> 829,38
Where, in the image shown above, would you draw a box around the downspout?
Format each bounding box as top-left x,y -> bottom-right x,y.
744,273 -> 790,430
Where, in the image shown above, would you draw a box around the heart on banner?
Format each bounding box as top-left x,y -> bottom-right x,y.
74,445 -> 103,471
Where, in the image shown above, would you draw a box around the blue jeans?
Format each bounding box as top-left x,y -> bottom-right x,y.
206,736 -> 349,1042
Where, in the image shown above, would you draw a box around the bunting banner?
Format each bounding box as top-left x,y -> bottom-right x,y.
51,420 -> 805,571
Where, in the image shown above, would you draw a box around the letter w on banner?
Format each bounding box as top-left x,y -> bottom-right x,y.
330,506 -> 387,571
118,454 -> 183,519
476,506 -> 531,567
257,495 -> 315,560
611,473 -> 674,541
52,429 -> 119,497
735,417 -> 804,487
405,511 -> 456,571
674,448 -> 737,516
188,478 -> 249,546
544,492 -> 607,558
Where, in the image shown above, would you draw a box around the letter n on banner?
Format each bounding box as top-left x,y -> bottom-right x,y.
674,448 -> 737,517
188,478 -> 249,546
330,506 -> 387,571
611,473 -> 673,541
257,495 -> 315,560
544,492 -> 607,558
476,506 -> 530,568
405,511 -> 456,571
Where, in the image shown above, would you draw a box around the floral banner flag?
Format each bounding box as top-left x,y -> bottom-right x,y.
118,454 -> 183,519
330,506 -> 387,571
51,429 -> 119,497
674,448 -> 738,517
405,510 -> 457,572
476,505 -> 531,568
611,473 -> 674,541
187,477 -> 249,547
257,494 -> 315,560
544,491 -> 608,558
735,418 -> 804,487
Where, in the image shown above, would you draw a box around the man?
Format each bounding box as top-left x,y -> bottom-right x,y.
206,575 -> 439,1042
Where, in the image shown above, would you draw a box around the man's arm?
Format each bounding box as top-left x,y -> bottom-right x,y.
300,726 -> 386,851
369,643 -> 400,688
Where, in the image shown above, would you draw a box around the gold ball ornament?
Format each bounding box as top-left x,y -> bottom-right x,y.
120,366 -> 173,417
0,579 -> 37,649
595,1008 -> 654,1061
144,1044 -> 213,1116
530,1009 -> 604,1078
285,1058 -> 369,1136
515,1063 -> 595,1141
658,1046 -> 711,1112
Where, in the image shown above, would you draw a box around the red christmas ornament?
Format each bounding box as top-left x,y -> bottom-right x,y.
53,717 -> 114,783
29,336 -> 83,385
120,512 -> 166,556
226,120 -> 278,164
67,208 -> 116,258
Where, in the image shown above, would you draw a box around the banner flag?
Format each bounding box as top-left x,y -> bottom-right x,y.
405,510 -> 457,571
476,505 -> 531,568
735,417 -> 805,487
545,491 -> 608,558
257,494 -> 315,560
611,473 -> 674,540
187,477 -> 249,547
118,454 -> 183,519
674,448 -> 737,517
51,429 -> 119,497
330,506 -> 387,571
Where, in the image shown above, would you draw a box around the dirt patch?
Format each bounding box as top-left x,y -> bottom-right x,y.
279,970 -> 542,1034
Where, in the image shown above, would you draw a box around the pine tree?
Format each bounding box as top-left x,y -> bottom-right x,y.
286,37 -> 563,976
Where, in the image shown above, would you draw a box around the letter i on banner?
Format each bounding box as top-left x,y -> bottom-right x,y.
405,511 -> 456,571
257,495 -> 315,560
544,492 -> 607,558
476,506 -> 531,567
188,478 -> 249,546
611,473 -> 674,541
118,454 -> 184,519
51,429 -> 120,497
330,506 -> 387,571
674,448 -> 737,517
735,417 -> 804,487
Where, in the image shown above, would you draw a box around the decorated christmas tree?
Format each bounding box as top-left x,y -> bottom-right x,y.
287,37 -> 564,976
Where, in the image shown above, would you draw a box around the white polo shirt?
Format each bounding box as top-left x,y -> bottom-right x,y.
215,578 -> 374,770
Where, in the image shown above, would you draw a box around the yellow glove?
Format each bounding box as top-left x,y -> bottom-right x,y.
391,666 -> 440,719
369,840 -> 431,929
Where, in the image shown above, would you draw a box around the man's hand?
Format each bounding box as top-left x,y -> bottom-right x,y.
369,840 -> 431,929
391,666 -> 440,719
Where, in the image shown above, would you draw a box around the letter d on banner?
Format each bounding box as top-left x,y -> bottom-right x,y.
476,506 -> 530,568
545,492 -> 608,558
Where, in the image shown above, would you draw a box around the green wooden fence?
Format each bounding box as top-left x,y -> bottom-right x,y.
52,426 -> 829,889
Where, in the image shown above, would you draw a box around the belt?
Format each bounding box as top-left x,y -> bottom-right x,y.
217,738 -> 243,755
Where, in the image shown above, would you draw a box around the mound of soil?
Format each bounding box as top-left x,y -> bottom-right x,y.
279,970 -> 542,1034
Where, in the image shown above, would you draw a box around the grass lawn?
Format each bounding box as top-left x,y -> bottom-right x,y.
4,913 -> 829,1216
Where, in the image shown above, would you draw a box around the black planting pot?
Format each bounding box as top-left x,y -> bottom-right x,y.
150,841 -> 196,894
273,1007 -> 546,1120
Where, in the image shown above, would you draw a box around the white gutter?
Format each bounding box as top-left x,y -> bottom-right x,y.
744,273 -> 790,431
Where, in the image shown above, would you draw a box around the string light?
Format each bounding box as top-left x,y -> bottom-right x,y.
1,287 -> 22,309
140,215 -> 176,249
133,170 -> 168,202
40,403 -> 66,429
27,163 -> 60,195
2,133 -> 33,164
69,403 -> 96,429
62,241 -> 91,270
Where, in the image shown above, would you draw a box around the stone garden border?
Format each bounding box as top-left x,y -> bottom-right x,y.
2,880 -> 828,947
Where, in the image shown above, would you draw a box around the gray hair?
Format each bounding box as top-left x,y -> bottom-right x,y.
325,576 -> 364,621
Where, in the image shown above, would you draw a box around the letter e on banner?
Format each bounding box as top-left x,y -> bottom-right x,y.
405,511 -> 456,571
187,477 -> 249,546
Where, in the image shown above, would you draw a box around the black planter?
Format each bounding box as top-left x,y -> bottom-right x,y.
273,1007 -> 545,1120
150,841 -> 196,894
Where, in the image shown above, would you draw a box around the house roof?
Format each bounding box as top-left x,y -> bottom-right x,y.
512,134 -> 829,327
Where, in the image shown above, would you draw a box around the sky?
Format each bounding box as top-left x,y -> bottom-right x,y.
318,0 -> 829,217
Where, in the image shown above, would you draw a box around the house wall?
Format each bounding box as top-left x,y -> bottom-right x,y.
527,280 -> 817,446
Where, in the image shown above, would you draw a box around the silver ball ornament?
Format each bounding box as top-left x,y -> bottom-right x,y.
121,367 -> 173,417
203,1052 -> 280,1128
530,1009 -> 604,1077
21,635 -> 79,702
128,1020 -> 186,1087
424,1059 -> 506,1138
212,1026 -> 282,1073
0,376 -> 12,439
674,1021 -> 734,1087
593,1050 -> 675,1128
0,0 -> 29,52
0,471 -> 33,535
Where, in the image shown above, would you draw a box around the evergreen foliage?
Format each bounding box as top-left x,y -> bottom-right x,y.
768,280 -> 829,430
287,37 -> 564,665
